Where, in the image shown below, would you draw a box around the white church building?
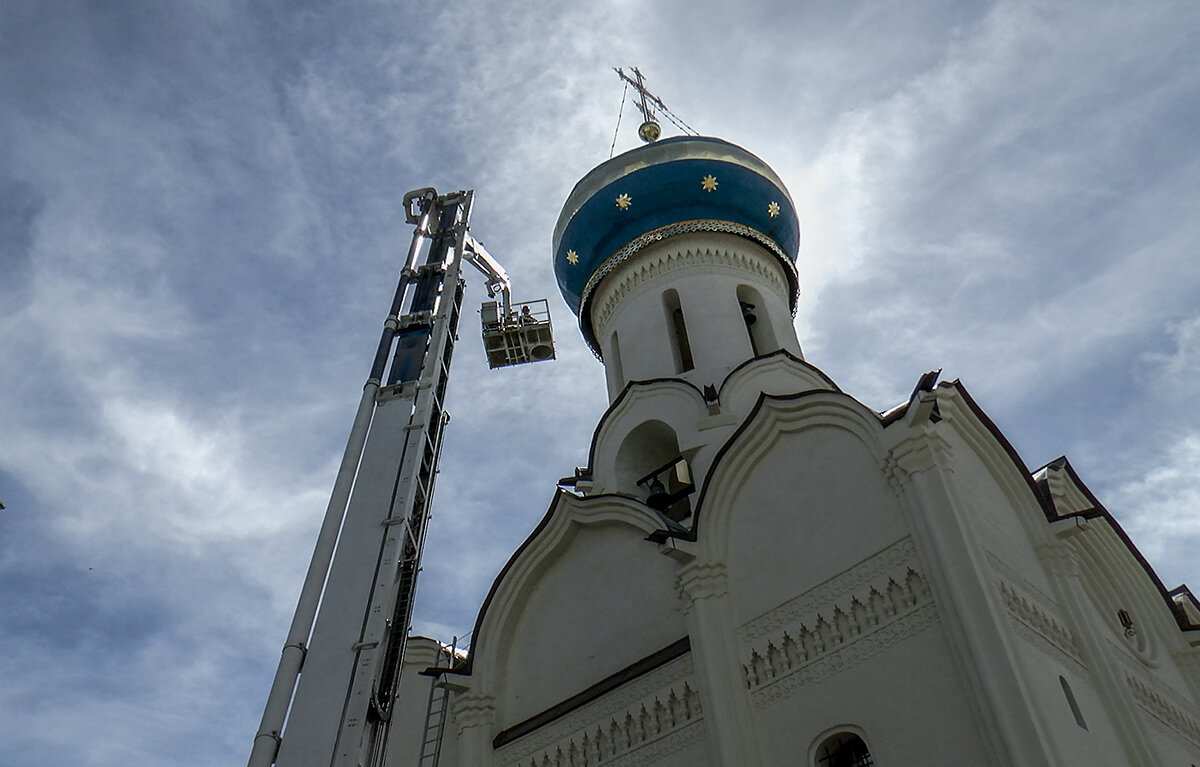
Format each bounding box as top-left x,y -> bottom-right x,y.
381,136 -> 1200,767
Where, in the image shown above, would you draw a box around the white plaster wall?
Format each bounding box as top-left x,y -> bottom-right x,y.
753,624 -> 994,766
1006,638 -> 1130,766
935,418 -> 1060,600
1136,709 -> 1200,766
719,423 -> 909,626
642,733 -> 708,767
490,652 -> 707,767
1074,530 -> 1200,704
496,521 -> 687,729
412,366 -> 1200,767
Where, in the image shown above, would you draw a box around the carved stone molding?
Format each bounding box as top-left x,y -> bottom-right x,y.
984,550 -> 1058,612
602,722 -> 704,767
495,654 -> 704,767
1037,541 -> 1083,579
750,603 -> 939,707
676,561 -> 730,609
454,693 -> 497,731
734,539 -> 939,706
738,538 -> 920,644
1125,672 -> 1200,751
996,579 -> 1086,675
884,427 -> 953,489
1173,648 -> 1200,684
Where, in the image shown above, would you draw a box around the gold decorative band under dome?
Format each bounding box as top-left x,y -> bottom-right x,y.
578,219 -> 800,358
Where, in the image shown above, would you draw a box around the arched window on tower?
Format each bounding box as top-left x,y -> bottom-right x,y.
814,732 -> 874,767
606,330 -> 624,392
663,289 -> 694,373
737,284 -> 777,357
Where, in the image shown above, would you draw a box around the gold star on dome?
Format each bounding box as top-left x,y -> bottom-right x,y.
566,249 -> 579,265
701,174 -> 718,192
767,201 -> 781,218
615,193 -> 632,210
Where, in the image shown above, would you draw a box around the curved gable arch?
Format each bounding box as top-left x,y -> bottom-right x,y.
931,382 -> 1062,544
693,389 -> 889,562
587,379 -> 708,493
465,491 -> 684,724
716,349 -> 840,418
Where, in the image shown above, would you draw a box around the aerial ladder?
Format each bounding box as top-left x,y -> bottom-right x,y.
249,188 -> 553,767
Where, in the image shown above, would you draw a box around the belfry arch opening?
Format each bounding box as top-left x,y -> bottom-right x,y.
737,284 -> 777,357
615,420 -> 693,521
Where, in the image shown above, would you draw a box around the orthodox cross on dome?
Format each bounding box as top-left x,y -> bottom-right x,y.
613,67 -> 699,144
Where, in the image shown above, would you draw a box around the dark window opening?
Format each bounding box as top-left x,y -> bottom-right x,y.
815,732 -> 874,767
740,300 -> 759,355
664,289 -> 694,373
736,285 -> 776,357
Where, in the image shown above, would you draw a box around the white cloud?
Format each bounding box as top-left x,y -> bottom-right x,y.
3,2 -> 1200,764
1108,433 -> 1200,589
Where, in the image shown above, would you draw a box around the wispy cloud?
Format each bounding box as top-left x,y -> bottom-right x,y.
2,2 -> 1198,765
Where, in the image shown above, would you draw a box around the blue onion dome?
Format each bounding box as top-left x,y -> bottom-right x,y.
553,136 -> 800,349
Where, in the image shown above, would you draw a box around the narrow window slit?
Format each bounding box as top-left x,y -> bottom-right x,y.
1060,676 -> 1088,730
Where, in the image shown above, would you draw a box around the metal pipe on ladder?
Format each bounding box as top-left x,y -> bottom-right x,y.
248,190 -> 439,767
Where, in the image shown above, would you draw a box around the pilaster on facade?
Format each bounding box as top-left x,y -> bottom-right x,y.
887,424 -> 1057,767
674,560 -> 763,767
453,692 -> 497,767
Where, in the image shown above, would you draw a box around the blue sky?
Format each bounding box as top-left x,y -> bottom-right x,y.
2,2 -> 1199,765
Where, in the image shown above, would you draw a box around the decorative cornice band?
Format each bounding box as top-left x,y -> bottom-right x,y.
494,638 -> 691,749
494,653 -> 703,767
996,579 -> 1086,674
1125,672 -> 1200,749
734,538 -> 940,706
453,693 -> 497,731
738,538 -> 920,644
750,603 -> 939,707
984,550 -> 1059,610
